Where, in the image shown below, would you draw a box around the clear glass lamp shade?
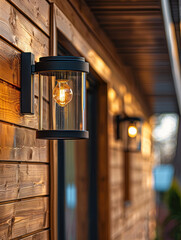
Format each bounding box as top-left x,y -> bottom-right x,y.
38,71 -> 87,139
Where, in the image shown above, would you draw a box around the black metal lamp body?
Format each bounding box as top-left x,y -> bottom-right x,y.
21,53 -> 89,140
115,115 -> 143,152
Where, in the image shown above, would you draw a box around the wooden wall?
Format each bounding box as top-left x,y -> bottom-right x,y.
0,0 -> 156,239
108,86 -> 155,240
0,0 -> 50,239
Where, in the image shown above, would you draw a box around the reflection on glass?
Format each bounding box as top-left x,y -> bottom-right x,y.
66,184 -> 77,209
65,141 -> 76,240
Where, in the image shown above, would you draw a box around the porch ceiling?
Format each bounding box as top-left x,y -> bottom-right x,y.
85,0 -> 179,114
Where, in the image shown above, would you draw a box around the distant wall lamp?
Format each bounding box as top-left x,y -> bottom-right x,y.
115,115 -> 143,152
21,52 -> 89,140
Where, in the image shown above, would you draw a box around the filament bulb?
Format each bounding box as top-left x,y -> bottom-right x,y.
53,80 -> 73,107
128,125 -> 137,138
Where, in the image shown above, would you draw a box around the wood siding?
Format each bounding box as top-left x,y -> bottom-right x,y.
0,197 -> 49,239
0,0 -> 156,239
108,86 -> 155,240
0,163 -> 49,201
52,2 -> 155,237
51,0 -> 150,117
22,230 -> 49,240
0,0 -> 50,239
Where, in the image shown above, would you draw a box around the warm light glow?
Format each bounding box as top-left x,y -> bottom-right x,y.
128,125 -> 137,138
53,80 -> 73,107
141,122 -> 152,158
87,50 -> 111,78
124,93 -> 132,104
119,84 -> 127,95
108,88 -> 116,101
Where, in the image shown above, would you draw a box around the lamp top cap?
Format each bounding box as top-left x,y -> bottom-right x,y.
35,55 -> 89,73
39,56 -> 86,62
127,116 -> 143,122
116,114 -> 143,122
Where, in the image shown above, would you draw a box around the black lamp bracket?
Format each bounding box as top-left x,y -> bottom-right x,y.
115,114 -> 142,140
21,52 -> 90,140
21,52 -> 35,114
21,52 -> 89,115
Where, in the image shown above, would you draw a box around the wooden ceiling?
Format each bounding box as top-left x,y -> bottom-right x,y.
85,0 -> 179,114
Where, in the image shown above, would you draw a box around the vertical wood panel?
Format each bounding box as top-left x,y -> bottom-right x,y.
49,4 -> 58,240
98,82 -> 110,240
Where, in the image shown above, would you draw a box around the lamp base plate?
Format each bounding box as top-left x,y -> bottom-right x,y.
36,130 -> 89,140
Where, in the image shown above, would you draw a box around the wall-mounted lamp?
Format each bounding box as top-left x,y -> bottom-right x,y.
115,115 -> 143,152
21,53 -> 89,140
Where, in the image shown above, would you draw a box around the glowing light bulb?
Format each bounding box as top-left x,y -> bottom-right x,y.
53,80 -> 73,107
128,125 -> 137,138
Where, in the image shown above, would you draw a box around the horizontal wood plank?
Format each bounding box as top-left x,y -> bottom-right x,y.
0,38 -> 20,87
109,149 -> 124,167
9,0 -> 50,35
0,164 -> 49,201
22,229 -> 49,239
0,38 -> 49,100
0,80 -> 49,129
0,197 -> 49,239
0,122 -> 49,162
0,0 -> 49,61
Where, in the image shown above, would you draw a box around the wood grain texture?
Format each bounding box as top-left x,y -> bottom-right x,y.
97,83 -> 110,240
0,164 -> 49,201
22,229 -> 49,239
0,197 -> 49,239
49,5 -> 58,239
107,87 -> 154,239
0,38 -> 20,87
124,151 -> 131,202
0,0 -> 49,60
0,1 -> 50,240
9,0 -> 50,35
0,80 -> 49,129
0,39 -> 49,100
0,122 -> 49,162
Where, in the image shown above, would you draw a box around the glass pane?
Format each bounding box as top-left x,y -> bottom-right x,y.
64,141 -> 77,240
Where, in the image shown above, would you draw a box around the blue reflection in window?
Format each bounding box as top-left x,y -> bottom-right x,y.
66,184 -> 77,209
